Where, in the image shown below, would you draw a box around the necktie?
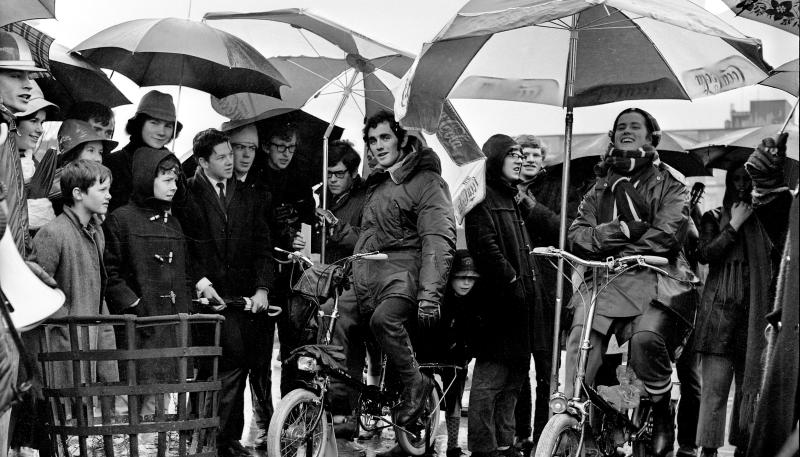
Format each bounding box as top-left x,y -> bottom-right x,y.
216,182 -> 226,207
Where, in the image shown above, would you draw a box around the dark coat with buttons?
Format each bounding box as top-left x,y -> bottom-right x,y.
176,166 -> 275,369
104,148 -> 190,382
465,135 -> 538,361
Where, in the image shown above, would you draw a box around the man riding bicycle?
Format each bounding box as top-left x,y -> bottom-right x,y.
566,108 -> 699,457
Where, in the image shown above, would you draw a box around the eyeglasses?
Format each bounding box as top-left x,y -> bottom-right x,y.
231,142 -> 257,153
327,170 -> 349,179
270,142 -> 297,154
506,151 -> 524,160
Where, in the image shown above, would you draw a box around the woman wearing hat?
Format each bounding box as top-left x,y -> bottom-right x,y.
14,82 -> 59,232
46,120 -> 118,217
105,90 -> 182,213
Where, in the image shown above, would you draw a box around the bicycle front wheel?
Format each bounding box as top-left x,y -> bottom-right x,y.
534,413 -> 582,457
267,388 -> 328,457
395,386 -> 441,456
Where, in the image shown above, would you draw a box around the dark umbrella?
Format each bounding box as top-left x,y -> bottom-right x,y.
0,0 -> 55,27
72,17 -> 288,99
2,23 -> 130,114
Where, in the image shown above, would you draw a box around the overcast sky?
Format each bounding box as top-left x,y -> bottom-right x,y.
32,0 -> 797,154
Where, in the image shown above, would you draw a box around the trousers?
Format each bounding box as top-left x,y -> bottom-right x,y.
367,296 -> 421,389
468,358 -> 529,453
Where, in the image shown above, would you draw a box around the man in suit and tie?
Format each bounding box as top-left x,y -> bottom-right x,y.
178,128 -> 274,457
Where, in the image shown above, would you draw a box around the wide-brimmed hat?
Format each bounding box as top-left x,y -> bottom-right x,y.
132,90 -> 182,130
58,119 -> 118,159
0,31 -> 46,72
452,249 -> 480,278
15,80 -> 58,119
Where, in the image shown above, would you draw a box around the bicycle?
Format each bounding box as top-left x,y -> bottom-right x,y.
266,249 -> 445,457
531,246 -> 683,457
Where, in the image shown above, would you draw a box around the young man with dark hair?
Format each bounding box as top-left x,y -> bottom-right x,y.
177,128 -> 274,457
64,101 -> 116,140
106,90 -> 183,212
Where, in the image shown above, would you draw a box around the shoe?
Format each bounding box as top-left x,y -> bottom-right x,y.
219,440 -> 251,457
333,415 -> 359,440
650,396 -> 675,457
499,446 -> 524,457
395,375 -> 434,426
699,448 -> 717,457
377,445 -> 408,457
676,447 -> 697,457
515,438 -> 535,457
253,428 -> 268,449
337,438 -> 367,457
446,447 -> 466,457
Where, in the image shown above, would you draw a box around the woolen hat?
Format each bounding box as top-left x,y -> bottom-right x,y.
0,31 -> 46,72
133,90 -> 182,129
452,249 -> 480,278
58,119 -> 118,159
15,80 -> 58,119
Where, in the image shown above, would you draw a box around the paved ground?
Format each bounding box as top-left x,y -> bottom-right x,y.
235,342 -> 739,456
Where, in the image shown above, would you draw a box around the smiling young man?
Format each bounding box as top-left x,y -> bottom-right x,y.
177,128 -> 274,457
464,134 -> 539,457
352,110 -> 455,436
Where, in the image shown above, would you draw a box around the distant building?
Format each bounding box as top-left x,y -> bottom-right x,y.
725,100 -> 793,129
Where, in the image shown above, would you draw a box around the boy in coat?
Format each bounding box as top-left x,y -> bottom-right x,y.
31,159 -> 119,413
176,128 -> 274,457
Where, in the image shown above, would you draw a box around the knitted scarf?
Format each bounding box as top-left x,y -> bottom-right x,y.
595,147 -> 658,178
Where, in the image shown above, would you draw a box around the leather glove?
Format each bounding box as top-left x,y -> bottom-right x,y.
418,299 -> 440,329
745,132 -> 788,191
620,220 -> 650,241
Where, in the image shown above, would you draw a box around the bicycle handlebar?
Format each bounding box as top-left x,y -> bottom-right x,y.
273,247 -> 388,266
531,246 -> 668,271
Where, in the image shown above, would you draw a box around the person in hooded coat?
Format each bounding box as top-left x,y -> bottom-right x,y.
104,148 -> 190,388
352,110 -> 455,430
464,134 -> 537,457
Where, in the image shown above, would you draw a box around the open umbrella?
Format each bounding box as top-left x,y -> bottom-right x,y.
546,131 -> 709,177
72,17 -> 288,99
2,22 -> 130,115
691,123 -> 799,167
206,10 -> 484,262
0,0 -> 55,27
760,58 -> 799,96
722,0 -> 798,35
396,0 -> 771,397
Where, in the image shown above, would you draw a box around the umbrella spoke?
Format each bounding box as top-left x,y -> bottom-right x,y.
296,28 -> 349,90
552,18 -> 573,29
349,92 -> 366,117
574,10 -> 633,30
285,58 -> 348,92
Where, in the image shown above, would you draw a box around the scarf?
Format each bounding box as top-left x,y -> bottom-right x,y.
595,147 -> 658,178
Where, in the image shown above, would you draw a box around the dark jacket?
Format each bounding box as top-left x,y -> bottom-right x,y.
352,148 -> 455,309
260,163 -> 316,251
176,167 -> 275,368
107,141 -> 186,213
104,148 -> 190,381
568,162 -> 698,335
316,176 -> 366,263
465,134 -> 537,361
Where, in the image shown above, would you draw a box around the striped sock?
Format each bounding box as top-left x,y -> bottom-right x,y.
644,378 -> 672,397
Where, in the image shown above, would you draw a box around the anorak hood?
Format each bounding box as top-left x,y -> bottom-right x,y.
387,147 -> 442,184
131,146 -> 180,208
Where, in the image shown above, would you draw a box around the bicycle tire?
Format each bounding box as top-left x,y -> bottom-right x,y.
395,386 -> 441,455
267,388 -> 328,457
534,413 -> 581,457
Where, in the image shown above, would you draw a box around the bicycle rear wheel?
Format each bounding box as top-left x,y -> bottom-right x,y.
534,413 -> 582,457
267,388 -> 328,457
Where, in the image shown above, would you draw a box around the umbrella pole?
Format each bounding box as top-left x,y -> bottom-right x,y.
550,22 -> 578,408
320,70 -> 360,264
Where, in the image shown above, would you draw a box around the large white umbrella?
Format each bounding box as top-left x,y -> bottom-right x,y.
395,0 -> 772,396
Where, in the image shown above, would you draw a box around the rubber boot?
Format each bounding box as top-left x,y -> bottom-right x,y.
651,394 -> 675,457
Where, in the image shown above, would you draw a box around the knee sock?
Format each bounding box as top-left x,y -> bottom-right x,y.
446,416 -> 460,449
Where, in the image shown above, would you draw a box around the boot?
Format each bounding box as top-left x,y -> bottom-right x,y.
650,395 -> 675,457
699,448 -> 717,457
395,374 -> 433,426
